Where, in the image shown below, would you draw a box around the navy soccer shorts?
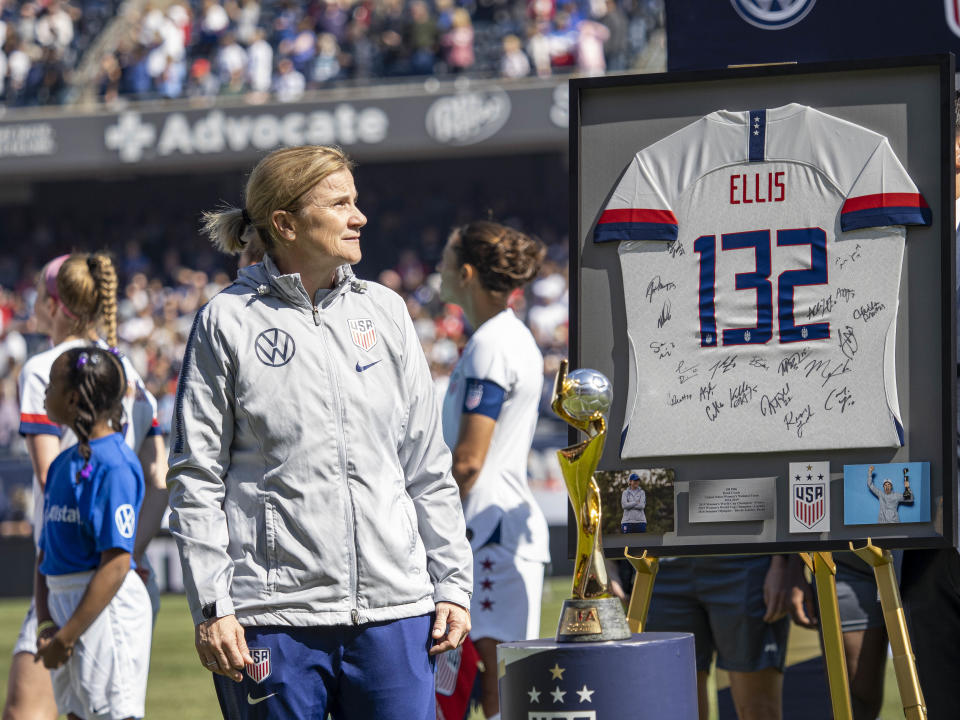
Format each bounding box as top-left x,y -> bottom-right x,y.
213,614 -> 435,719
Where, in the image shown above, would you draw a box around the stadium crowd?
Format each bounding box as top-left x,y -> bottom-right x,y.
0,168 -> 569,528
0,0 -> 662,107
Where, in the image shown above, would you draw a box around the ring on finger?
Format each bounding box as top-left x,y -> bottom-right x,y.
205,660 -> 218,667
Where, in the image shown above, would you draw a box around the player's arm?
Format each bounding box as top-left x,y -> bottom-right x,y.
451,377 -> 505,498
451,413 -> 496,499
621,490 -> 630,510
134,434 -> 169,564
866,465 -> 879,497
25,434 -> 61,490
36,548 -> 130,669
33,549 -> 54,636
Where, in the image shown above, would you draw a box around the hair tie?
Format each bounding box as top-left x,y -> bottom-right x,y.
241,208 -> 251,227
76,351 -> 101,369
80,464 -> 93,480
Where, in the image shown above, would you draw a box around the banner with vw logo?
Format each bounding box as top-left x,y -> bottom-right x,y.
667,0 -> 960,70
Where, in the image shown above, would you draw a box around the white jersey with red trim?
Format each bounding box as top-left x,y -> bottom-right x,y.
18,338 -> 161,543
594,104 -> 931,458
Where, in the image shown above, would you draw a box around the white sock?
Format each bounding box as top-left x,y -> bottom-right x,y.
487,714 -> 500,720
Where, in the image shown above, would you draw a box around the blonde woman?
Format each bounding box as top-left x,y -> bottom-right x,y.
169,145 -> 472,719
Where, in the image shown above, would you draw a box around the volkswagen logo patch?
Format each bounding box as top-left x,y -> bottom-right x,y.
255,328 -> 296,367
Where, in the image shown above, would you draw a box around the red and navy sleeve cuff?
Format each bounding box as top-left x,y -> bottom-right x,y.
147,418 -> 164,436
840,193 -> 931,231
594,208 -> 679,243
19,414 -> 61,437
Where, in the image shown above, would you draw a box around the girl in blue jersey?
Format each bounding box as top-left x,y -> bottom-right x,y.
34,346 -> 151,720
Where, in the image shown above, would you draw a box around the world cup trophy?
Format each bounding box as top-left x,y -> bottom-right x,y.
552,360 -> 631,641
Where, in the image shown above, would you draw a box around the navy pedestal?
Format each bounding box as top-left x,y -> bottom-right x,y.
498,632 -> 697,719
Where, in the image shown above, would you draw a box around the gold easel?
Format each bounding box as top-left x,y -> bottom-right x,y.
623,549 -> 659,633
797,551 -> 853,720
849,539 -> 927,720
622,550 -> 886,720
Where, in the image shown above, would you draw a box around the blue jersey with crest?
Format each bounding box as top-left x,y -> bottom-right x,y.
40,433 -> 144,576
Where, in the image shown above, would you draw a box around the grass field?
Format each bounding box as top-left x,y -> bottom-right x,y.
0,580 -> 907,719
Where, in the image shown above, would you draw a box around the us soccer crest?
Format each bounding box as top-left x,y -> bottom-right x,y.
348,318 -> 377,351
245,648 -> 271,683
464,381 -> 483,411
434,644 -> 462,697
789,461 -> 830,533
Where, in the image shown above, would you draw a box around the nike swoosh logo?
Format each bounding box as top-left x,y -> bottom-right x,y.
247,693 -> 277,705
356,359 -> 382,372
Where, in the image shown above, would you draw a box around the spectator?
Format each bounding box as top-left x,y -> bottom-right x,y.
575,18 -> 608,76
214,31 -> 246,84
311,32 -> 340,85
197,0 -> 230,57
280,15 -> 317,75
96,51 -> 122,103
317,0 -> 349,44
600,0 -> 628,70
34,0 -> 75,53
371,0 -> 407,75
185,56 -> 220,97
526,20 -> 551,77
231,0 -> 261,45
442,8 -> 474,73
246,26 -> 272,94
5,35 -> 31,105
406,0 -> 438,76
272,56 -> 304,101
500,32 -> 530,78
547,10 -> 577,71
156,54 -> 187,99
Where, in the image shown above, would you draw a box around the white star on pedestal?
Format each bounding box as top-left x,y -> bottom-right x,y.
528,687 -> 541,703
551,686 -> 566,703
549,663 -> 565,680
576,684 -> 595,703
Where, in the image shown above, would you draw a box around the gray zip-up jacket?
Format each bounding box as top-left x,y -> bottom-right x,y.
167,257 -> 472,626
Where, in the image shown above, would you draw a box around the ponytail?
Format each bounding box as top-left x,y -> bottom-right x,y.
201,205 -> 263,255
87,253 -> 118,348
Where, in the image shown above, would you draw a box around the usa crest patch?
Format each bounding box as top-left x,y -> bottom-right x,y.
788,461 -> 830,533
465,381 -> 483,411
435,644 -> 463,696
348,318 -> 377,352
246,648 -> 271,683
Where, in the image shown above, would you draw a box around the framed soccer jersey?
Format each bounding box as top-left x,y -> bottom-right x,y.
571,55 -> 956,555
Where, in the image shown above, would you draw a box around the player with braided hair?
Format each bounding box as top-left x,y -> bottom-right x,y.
34,346 -> 151,720
5,252 -> 167,720
439,220 -> 549,720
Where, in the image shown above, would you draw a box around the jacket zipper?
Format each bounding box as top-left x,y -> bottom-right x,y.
314,302 -> 362,625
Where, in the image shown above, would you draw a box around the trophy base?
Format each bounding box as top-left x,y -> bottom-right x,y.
556,597 -> 631,642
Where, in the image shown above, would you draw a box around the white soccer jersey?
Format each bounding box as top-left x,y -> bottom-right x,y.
18,338 -> 161,542
441,309 -> 550,563
595,104 -> 931,458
